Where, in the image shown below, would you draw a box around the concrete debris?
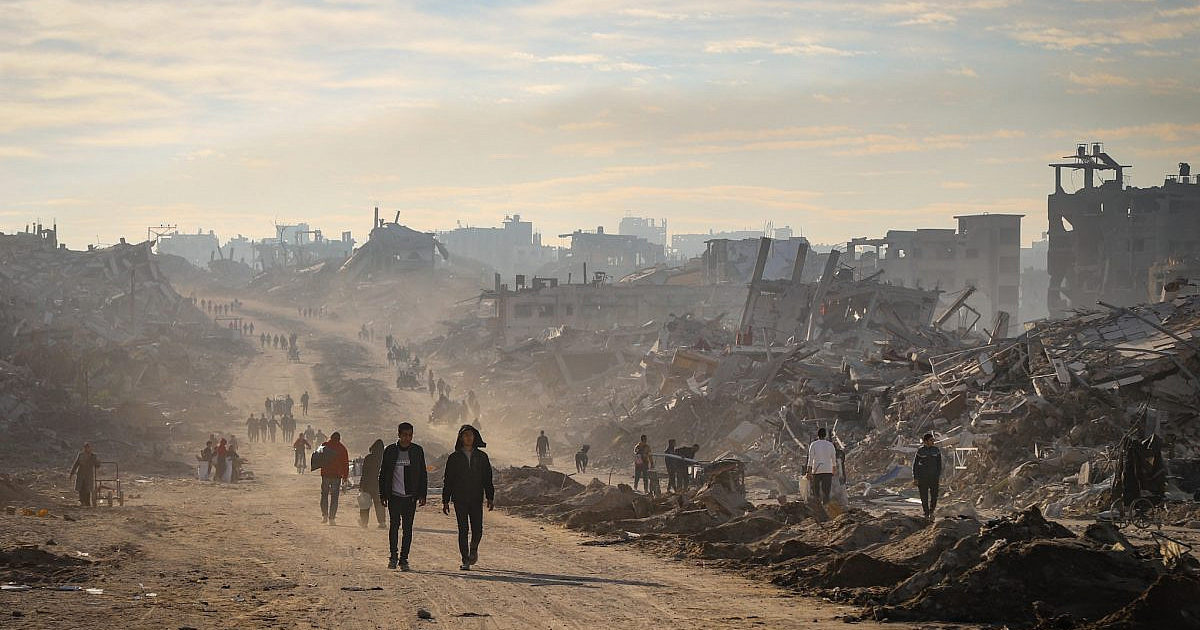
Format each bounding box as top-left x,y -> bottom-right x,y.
0,234 -> 248,469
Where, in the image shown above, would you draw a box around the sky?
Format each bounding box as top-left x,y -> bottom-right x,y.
2,0 -> 1199,249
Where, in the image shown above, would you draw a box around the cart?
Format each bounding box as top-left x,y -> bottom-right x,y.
94,461 -> 124,507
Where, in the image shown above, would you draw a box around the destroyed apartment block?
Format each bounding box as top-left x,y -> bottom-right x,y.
1048,143 -> 1200,316
847,213 -> 1022,329
338,208 -> 448,281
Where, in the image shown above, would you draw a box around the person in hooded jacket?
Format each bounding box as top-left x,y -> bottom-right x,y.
359,439 -> 387,529
378,423 -> 428,571
442,425 -> 494,571
912,433 -> 943,519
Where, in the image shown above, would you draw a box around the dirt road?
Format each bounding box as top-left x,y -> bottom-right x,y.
2,304 -> 960,630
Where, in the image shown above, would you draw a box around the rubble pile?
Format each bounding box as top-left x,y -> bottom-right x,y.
495,464 -> 1198,629
848,296 -> 1200,516
0,235 -> 248,470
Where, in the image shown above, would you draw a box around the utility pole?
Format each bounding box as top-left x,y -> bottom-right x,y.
130,267 -> 136,331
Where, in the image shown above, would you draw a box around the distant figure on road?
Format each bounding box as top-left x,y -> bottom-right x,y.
304,425 -> 315,447
427,369 -> 435,398
379,423 -> 429,571
913,433 -> 943,519
665,439 -> 679,493
359,439 -> 387,530
674,443 -> 699,492
806,428 -> 836,505
535,430 -> 550,466
318,432 -> 350,525
264,397 -> 272,417
443,425 -> 494,571
246,414 -> 259,443
300,391 -> 310,416
575,445 -> 589,474
633,435 -> 652,493
214,438 -> 229,483
69,443 -> 100,506
293,434 -> 310,474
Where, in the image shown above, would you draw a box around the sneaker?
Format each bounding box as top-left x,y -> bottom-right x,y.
459,562 -> 470,571
388,557 -> 398,570
400,561 -> 411,572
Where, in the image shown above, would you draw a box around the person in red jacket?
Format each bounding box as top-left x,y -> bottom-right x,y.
319,431 -> 350,525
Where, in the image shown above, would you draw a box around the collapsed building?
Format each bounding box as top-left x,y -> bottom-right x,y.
550,227 -> 666,281
254,223 -> 355,271
1048,143 -> 1200,316
338,208 -> 448,281
848,213 -> 1022,329
0,228 -> 246,469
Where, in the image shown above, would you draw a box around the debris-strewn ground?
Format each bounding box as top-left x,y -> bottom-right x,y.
0,236 -> 250,474
494,465 -> 1200,629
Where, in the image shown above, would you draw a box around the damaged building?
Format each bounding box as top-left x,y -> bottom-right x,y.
255,223 -> 355,271
436,214 -> 557,279
338,208 -> 448,281
847,213 -> 1022,330
552,227 -> 666,281
487,276 -> 745,343
1048,143 -> 1200,316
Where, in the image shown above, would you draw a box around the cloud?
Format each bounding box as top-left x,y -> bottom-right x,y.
947,65 -> 978,78
0,146 -> 42,159
704,39 -> 863,57
524,84 -> 566,95
1066,71 -> 1137,88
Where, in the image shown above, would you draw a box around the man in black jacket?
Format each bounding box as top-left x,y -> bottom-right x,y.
378,422 -> 428,571
912,433 -> 943,519
442,424 -> 494,571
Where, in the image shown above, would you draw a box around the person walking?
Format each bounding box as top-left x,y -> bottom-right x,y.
359,439 -> 387,530
633,435 -> 652,493
379,423 -> 428,571
664,439 -> 679,493
674,443 -> 699,492
442,425 -> 494,571
913,433 -> 943,519
575,445 -> 589,474
301,391 -> 310,416
246,413 -> 258,443
69,443 -> 100,506
319,432 -> 350,525
806,428 -> 837,505
535,430 -> 550,466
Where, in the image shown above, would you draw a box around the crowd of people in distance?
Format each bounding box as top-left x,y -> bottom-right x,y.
297,306 -> 324,319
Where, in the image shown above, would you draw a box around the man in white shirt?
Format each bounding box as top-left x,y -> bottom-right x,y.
806,427 -> 837,505
378,422 -> 428,571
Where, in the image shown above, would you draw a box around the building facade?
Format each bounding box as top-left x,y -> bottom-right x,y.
1047,144 -> 1200,316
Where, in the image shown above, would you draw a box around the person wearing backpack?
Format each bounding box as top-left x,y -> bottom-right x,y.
318,432 -> 350,525
912,433 -> 943,519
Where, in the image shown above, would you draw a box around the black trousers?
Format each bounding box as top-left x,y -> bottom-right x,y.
388,496 -> 417,560
453,500 -> 484,563
918,480 -> 939,516
812,473 -> 833,504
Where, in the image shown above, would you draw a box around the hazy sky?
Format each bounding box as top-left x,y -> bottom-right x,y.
3,0 -> 1199,249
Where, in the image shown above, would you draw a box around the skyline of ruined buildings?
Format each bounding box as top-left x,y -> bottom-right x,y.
24,141 -> 1195,336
